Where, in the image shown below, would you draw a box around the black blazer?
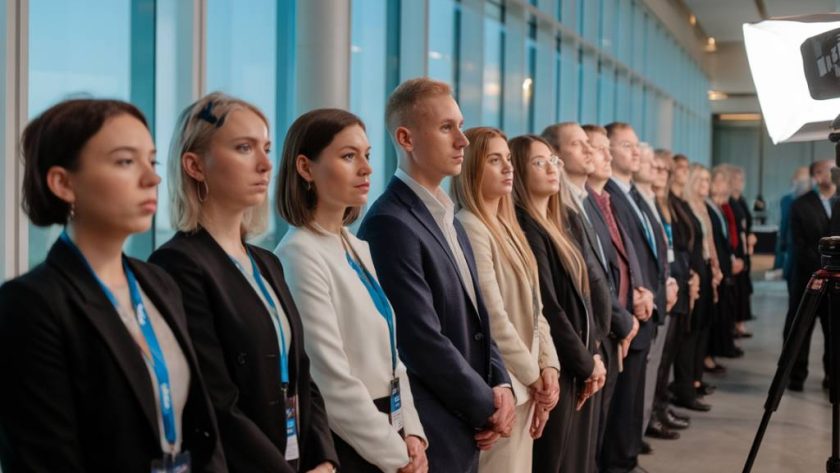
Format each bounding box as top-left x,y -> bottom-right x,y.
0,240 -> 225,473
832,199 -> 840,236
567,207 -> 613,347
149,229 -> 337,473
517,207 -> 596,379
707,202 -> 733,278
604,180 -> 664,349
358,177 -> 510,472
583,194 -> 635,340
791,190 -> 834,280
358,177 -> 510,471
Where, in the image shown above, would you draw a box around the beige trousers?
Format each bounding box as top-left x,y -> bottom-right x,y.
478,401 -> 536,473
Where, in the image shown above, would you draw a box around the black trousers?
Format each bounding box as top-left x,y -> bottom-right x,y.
710,281 -> 738,357
598,338 -> 621,466
533,374 -> 576,473
784,270 -> 829,385
734,270 -> 753,322
672,312 -> 700,403
599,345 -> 649,473
652,313 -> 682,417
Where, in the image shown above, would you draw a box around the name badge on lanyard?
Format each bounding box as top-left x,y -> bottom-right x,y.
59,231 -> 189,472
243,250 -> 299,462
343,236 -> 405,438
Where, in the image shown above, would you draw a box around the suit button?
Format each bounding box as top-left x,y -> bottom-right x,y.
237,353 -> 247,365
474,333 -> 484,342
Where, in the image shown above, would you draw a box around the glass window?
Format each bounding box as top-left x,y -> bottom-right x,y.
482,5 -> 504,129
205,0 -> 279,248
597,62 -> 616,123
557,38 -> 579,121
350,0 -> 390,203
27,0 -> 135,268
428,0 -> 458,88
578,50 -> 597,125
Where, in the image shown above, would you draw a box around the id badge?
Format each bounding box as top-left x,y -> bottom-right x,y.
389,378 -> 405,436
285,395 -> 300,461
667,248 -> 675,264
150,451 -> 191,473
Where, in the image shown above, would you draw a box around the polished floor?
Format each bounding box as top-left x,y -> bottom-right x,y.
641,280 -> 833,473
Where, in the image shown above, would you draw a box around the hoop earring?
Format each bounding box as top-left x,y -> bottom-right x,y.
197,180 -> 209,203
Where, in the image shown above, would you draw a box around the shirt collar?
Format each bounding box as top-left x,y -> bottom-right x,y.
611,176 -> 633,194
395,168 -> 454,220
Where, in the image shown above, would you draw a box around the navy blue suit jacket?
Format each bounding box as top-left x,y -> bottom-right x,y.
604,180 -> 666,350
358,177 -> 510,472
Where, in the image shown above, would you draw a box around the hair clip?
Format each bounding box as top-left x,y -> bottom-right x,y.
197,101 -> 226,128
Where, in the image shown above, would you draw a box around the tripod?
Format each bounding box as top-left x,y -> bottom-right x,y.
743,236 -> 840,473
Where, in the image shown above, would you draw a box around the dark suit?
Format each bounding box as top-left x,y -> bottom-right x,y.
832,199 -> 840,235
358,177 -> 510,473
707,202 -> 739,359
583,193 -> 640,469
517,207 -> 596,473
730,196 -> 753,323
149,229 -> 337,473
784,191 -> 836,385
0,240 -> 225,473
600,179 -> 665,473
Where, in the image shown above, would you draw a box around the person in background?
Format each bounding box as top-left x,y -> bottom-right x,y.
775,166 -> 811,283
0,99 -> 225,472
275,108 -> 428,473
452,127 -> 561,473
785,159 -> 837,392
149,93 -> 338,473
725,165 -> 754,337
358,78 -> 515,473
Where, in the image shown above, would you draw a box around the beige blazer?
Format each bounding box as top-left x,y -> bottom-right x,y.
457,210 -> 560,404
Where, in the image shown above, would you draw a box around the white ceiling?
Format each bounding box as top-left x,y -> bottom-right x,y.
684,0 -> 839,42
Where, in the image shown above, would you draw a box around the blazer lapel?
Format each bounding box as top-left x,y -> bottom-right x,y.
47,241 -> 159,441
390,177 -> 481,316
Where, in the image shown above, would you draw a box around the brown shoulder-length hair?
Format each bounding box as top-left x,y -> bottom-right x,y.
451,127 -> 538,284
276,108 -> 366,232
509,134 -> 589,295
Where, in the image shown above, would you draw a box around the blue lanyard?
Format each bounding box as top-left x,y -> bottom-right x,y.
663,222 -> 673,248
245,250 -> 290,387
345,251 -> 397,375
59,230 -> 178,450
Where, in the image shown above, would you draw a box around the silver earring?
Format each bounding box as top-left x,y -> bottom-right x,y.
197,180 -> 209,202
69,202 -> 76,220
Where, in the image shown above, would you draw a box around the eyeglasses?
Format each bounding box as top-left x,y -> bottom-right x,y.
611,141 -> 640,151
530,155 -> 562,170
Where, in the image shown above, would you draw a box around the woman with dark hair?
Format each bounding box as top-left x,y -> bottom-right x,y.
149,93 -> 337,473
0,99 -> 225,472
509,134 -> 604,473
275,109 -> 428,473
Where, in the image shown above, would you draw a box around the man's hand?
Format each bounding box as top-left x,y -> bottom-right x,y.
474,428 -> 500,451
733,257 -> 745,275
577,355 -> 607,410
747,233 -> 757,255
665,277 -> 679,312
633,287 -> 654,321
398,436 -> 428,473
487,386 -> 516,437
621,316 -> 640,358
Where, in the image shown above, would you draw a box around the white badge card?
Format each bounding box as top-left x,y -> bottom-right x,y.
667,248 -> 675,264
151,452 -> 191,473
285,395 -> 300,461
390,378 -> 405,436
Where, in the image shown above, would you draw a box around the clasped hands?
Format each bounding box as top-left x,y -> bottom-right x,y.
475,386 -> 516,450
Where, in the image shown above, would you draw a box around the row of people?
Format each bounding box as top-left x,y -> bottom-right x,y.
0,76 -> 751,473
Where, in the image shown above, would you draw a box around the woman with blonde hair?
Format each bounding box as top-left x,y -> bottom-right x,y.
510,134 -> 603,473
450,128 -> 561,472
149,92 -> 337,473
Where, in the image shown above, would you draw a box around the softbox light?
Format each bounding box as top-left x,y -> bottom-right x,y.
743,14 -> 840,144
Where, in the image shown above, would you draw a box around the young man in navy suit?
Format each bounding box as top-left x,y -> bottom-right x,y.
358,78 -> 514,473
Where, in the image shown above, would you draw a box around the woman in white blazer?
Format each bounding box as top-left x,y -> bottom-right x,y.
451,127 -> 561,473
275,109 -> 428,473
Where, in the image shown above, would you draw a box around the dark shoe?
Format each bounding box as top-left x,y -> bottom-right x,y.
640,440 -> 653,455
788,381 -> 804,392
645,420 -> 680,439
720,347 -> 745,358
704,363 -> 727,374
662,412 -> 689,430
667,408 -> 690,424
673,398 -> 712,412
696,382 -> 717,396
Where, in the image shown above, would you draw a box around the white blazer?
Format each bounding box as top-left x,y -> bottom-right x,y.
276,225 -> 426,472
